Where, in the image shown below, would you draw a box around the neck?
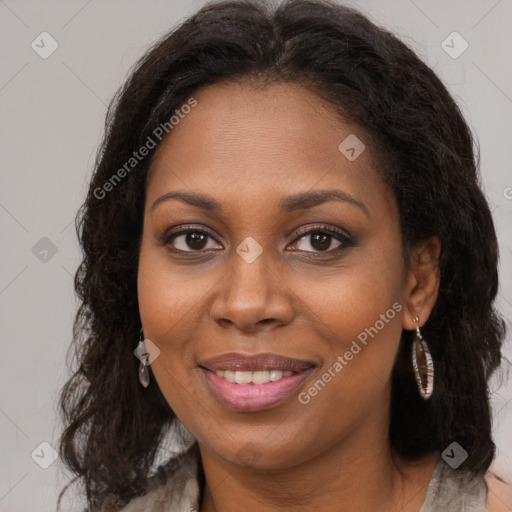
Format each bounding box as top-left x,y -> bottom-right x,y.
197,402 -> 436,512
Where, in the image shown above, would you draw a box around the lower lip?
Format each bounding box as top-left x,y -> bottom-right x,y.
201,367 -> 314,412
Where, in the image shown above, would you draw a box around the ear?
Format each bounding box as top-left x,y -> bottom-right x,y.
402,237 -> 441,330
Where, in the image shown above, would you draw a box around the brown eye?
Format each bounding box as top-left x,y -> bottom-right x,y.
289,225 -> 353,253
163,227 -> 222,252
292,232 -> 342,252
182,232 -> 208,250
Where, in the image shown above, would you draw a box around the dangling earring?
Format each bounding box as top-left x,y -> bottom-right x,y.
411,316 -> 434,399
135,328 -> 150,388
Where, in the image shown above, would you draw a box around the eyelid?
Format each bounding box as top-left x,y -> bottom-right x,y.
160,224 -> 354,257
290,223 -> 353,244
161,223 -> 353,252
161,224 -> 221,246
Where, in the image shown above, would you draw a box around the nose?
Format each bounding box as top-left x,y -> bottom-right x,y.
209,248 -> 295,333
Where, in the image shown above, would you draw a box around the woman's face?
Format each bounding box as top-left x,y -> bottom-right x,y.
138,81 -> 421,468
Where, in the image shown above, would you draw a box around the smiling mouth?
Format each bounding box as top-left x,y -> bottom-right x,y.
212,369 -> 295,385
198,351 -> 316,411
200,366 -> 315,412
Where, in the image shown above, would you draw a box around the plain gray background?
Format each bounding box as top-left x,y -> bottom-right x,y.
1,0 -> 511,510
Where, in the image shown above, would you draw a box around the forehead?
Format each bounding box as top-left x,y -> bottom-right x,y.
146,81 -> 394,219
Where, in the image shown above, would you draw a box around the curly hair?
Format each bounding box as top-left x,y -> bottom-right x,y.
58,0 -> 506,509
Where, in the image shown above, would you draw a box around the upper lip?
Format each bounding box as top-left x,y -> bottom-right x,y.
200,352 -> 315,372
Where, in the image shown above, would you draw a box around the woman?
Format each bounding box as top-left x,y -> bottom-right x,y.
58,0 -> 510,510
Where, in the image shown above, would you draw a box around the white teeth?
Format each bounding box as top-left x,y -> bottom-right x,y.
215,369 -> 293,384
223,370 -> 236,383
252,370 -> 270,385
234,371 -> 253,384
270,370 -> 282,381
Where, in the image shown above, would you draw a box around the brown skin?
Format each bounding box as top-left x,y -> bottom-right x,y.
137,81 -> 441,512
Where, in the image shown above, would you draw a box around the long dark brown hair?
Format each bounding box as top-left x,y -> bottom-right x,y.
58,0 -> 506,509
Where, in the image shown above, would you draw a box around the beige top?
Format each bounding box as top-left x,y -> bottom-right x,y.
118,444 -> 488,512
419,454 -> 487,511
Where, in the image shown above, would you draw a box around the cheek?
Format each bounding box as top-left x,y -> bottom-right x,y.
137,238 -> 192,376
137,231 -> 210,341
137,234 -> 218,414
297,234 -> 406,399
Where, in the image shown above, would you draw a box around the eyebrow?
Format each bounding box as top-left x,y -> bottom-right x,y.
151,189 -> 369,217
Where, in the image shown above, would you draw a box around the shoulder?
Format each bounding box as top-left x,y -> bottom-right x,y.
485,471 -> 512,512
420,455 -> 487,511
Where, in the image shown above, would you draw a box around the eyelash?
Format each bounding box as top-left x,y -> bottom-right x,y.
161,223 -> 353,254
